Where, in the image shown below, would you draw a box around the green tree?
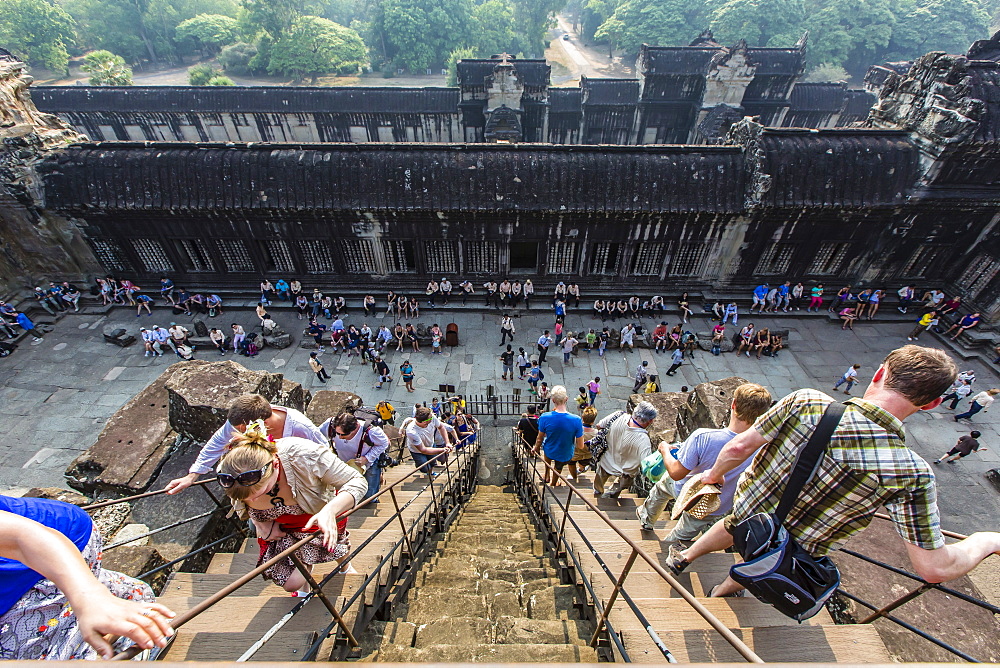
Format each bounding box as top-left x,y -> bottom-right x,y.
176,13 -> 240,54
240,0 -> 328,39
595,0 -> 709,53
267,15 -> 367,81
805,62 -> 849,81
580,0 -> 619,40
888,0 -> 990,59
207,74 -> 236,84
188,62 -> 218,83
218,41 -> 259,73
0,0 -> 76,73
370,0 -> 474,71
445,45 -> 477,85
805,0 -> 895,75
509,0 -> 563,57
709,0 -> 807,47
471,0 -> 516,56
81,49 -> 134,84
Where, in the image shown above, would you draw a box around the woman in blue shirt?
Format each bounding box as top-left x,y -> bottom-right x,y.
0,495 -> 175,659
531,386 -> 584,487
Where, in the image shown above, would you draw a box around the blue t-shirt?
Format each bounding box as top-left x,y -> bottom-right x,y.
674,428 -> 749,517
753,285 -> 768,299
0,496 -> 94,615
537,410 -> 583,463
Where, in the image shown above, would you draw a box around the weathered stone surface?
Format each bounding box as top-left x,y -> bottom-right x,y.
165,360 -> 284,442
23,486 -> 90,505
65,364 -> 185,495
987,468 -> 1000,493
628,391 -> 688,445
193,319 -> 209,337
264,332 -> 292,349
100,544 -> 169,591
276,378 -> 310,412
90,504 -> 131,540
682,376 -> 749,435
110,523 -> 151,547
305,390 -> 363,426
696,331 -> 734,352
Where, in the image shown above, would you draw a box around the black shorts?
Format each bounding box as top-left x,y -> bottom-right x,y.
946,447 -> 971,458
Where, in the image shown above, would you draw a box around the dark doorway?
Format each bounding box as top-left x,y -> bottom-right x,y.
509,242 -> 538,272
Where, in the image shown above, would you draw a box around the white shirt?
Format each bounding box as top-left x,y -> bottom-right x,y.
189,406 -> 326,475
971,392 -> 995,410
596,412 -> 652,476
318,419 -> 390,463
404,417 -> 442,452
620,327 -> 634,343
152,328 -> 170,343
843,367 -> 858,380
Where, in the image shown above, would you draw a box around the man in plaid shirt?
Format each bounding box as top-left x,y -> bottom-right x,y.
669,345 -> 1000,597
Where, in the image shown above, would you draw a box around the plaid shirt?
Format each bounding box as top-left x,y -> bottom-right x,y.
731,389 -> 944,556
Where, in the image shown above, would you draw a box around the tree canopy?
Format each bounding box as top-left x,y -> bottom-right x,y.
81,49 -> 134,84
0,0 -> 76,72
267,15 -> 367,80
175,14 -> 240,54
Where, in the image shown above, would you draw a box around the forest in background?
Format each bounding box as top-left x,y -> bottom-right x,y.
0,0 -> 997,84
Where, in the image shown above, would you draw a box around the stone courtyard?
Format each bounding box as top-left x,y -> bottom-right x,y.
2,303 -> 999,537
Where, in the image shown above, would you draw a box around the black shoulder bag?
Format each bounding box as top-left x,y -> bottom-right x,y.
728,402 -> 846,621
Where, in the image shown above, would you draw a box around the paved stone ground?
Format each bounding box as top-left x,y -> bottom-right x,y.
2,302 -> 999,536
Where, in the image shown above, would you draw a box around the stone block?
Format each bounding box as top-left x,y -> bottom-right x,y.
697,331 -> 734,352
110,523 -> 150,547
413,616 -> 495,648
193,319 -> 209,337
65,364 -> 186,495
305,390 -> 363,425
165,360 -> 284,442
23,487 -> 90,505
987,468 -> 1000,493
90,504 -> 132,544
276,379 -> 310,412
628,391 -> 689,444
264,332 -> 292,349
681,376 -> 749,436
100,544 -> 169,591
495,617 -> 589,646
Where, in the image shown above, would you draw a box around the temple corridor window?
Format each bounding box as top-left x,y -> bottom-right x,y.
902,245 -> 944,278
174,239 -> 214,272
261,240 -> 296,274
425,240 -> 459,274
299,240 -> 333,273
957,254 -> 1000,300
669,242 -> 707,276
588,242 -> 622,275
383,240 -> 416,273
630,242 -> 666,276
131,239 -> 174,273
509,242 -> 539,272
341,239 -> 378,274
464,241 -> 499,273
548,242 -> 579,275
755,242 -> 797,275
215,239 -> 255,272
88,239 -> 132,273
808,242 -> 852,275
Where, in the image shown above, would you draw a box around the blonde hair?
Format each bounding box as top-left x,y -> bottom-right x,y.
732,383 -> 773,424
218,430 -> 278,501
581,406 -> 598,426
882,345 -> 957,406
549,385 -> 569,405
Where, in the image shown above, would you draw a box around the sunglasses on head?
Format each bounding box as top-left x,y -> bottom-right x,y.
217,462 -> 272,488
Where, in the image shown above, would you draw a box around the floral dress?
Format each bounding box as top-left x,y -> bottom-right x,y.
248,503 -> 350,587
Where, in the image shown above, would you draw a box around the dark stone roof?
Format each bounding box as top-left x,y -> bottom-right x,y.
788,83 -> 847,112
841,90 -> 876,123
581,78 -> 639,105
0,47 -> 17,63
968,30 -> 1000,62
745,47 -> 805,75
31,86 -> 460,114
757,129 -> 919,207
639,45 -> 719,75
965,62 -> 1000,143
549,88 -> 582,113
455,59 -> 550,88
40,142 -> 746,213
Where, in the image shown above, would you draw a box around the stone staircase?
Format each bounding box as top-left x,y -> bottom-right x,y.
360,485 -> 599,663
153,450 -> 476,661
518,455 -> 895,663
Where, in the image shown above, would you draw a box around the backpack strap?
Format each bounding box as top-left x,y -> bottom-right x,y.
773,402 -> 847,525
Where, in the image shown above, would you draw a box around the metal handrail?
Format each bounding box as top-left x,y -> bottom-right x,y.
82,477 -> 220,510
511,432 -> 763,663
111,443 -> 468,661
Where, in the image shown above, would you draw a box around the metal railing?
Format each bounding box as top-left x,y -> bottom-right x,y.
105,442 -> 478,661
510,431 -> 763,664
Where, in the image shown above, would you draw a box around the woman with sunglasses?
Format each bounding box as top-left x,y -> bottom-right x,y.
217,424 -> 368,597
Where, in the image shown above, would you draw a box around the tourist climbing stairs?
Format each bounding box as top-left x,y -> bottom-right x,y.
152,443 -> 478,662
513,441 -> 894,663
360,485 -> 598,662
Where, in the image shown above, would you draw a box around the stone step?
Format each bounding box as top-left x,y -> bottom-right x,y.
375,642 -> 599,662
525,584 -> 580,620
405,615 -> 592,648
621,624 -> 891,663
607,596 -> 832,631
432,549 -> 548,570
426,561 -> 554,585
406,590 -> 523,621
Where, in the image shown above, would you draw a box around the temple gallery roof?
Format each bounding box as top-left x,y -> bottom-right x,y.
38,128 -> 921,214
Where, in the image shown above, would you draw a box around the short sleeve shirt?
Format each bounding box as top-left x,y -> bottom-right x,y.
952,435 -> 980,456
675,428 -> 741,515
732,389 -> 943,555
537,411 -> 583,463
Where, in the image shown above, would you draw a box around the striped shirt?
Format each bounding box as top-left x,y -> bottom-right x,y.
731,389 -> 943,555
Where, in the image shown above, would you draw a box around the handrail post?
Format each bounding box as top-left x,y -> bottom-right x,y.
589,547 -> 638,646
556,485 -> 574,548
389,487 -> 416,559
859,582 -> 933,624
289,553 -> 359,648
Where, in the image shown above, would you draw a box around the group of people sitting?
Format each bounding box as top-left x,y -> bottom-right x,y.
592,293 -> 693,322
708,322 -> 784,358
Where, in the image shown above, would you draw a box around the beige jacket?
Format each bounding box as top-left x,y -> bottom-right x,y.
230,436 -> 368,520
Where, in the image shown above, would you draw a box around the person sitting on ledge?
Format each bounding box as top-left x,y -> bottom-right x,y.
0,495 -> 176,659
166,394 -> 327,494
217,422 -> 367,596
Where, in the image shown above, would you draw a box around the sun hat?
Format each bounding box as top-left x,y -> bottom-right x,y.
671,474 -> 722,520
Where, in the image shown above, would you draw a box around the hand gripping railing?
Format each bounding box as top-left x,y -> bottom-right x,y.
109,444 -> 471,661
835,513 -> 998,663
511,433 -> 763,664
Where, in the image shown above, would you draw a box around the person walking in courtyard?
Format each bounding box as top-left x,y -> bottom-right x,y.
587,377 -> 601,407
499,315 -> 515,346
620,323 -> 636,352
934,431 -> 986,464
537,330 -> 553,364
941,378 -> 973,410
400,359 -> 415,392
833,364 -> 861,395
954,388 -> 1000,422
500,345 -> 515,381
666,346 -> 684,376
374,357 -> 392,389
516,347 -> 530,379
309,352 -> 330,383
632,360 -> 650,393
807,284 -> 824,312
560,331 -> 578,365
